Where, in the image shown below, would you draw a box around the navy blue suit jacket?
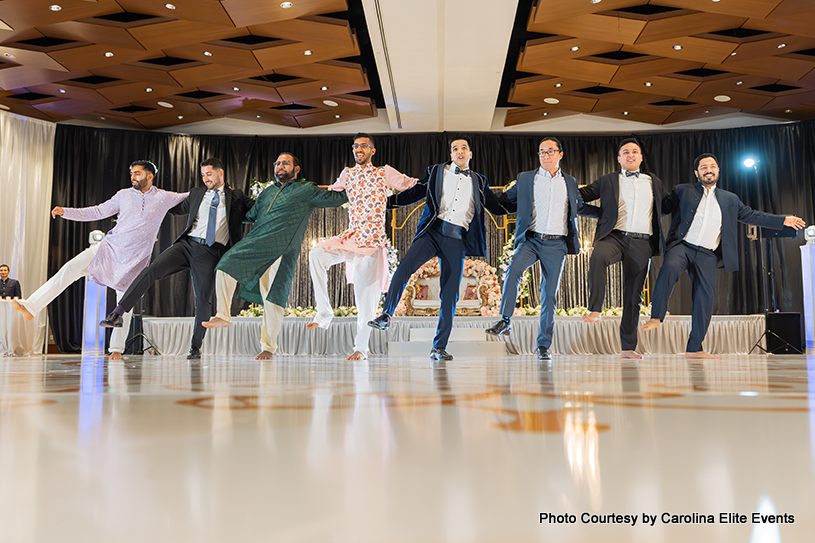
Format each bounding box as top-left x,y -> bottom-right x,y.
500,169 -> 585,255
387,162 -> 511,257
170,185 -> 254,249
579,171 -> 668,257
663,182 -> 786,272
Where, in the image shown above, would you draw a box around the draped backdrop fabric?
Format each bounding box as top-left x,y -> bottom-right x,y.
0,111 -> 55,354
47,123 -> 814,352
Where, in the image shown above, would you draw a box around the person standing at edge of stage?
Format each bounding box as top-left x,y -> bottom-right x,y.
368,135 -> 512,362
0,264 -> 22,299
202,152 -> 348,360
306,133 -> 418,361
100,158 -> 254,360
640,152 -> 805,359
13,160 -> 189,360
578,138 -> 668,360
485,137 -> 587,361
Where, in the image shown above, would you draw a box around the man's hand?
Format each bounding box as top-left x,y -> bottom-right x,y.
51,206 -> 64,219
784,215 -> 806,230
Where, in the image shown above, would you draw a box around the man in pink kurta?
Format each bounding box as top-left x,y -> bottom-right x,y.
307,133 -> 418,360
14,160 -> 188,358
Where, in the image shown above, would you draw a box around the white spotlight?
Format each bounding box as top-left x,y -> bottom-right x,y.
743,158 -> 756,168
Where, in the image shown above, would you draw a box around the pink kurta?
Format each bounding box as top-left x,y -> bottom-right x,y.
323,164 -> 417,290
61,186 -> 189,291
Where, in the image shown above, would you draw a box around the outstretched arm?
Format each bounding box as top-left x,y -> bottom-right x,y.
326,168 -> 349,192
309,183 -> 349,208
383,165 -> 419,192
388,166 -> 431,208
58,192 -> 122,222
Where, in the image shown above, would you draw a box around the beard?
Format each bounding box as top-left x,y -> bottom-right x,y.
275,170 -> 296,183
698,172 -> 718,186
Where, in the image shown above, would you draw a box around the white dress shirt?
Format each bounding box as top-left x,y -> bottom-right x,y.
614,171 -> 653,235
437,164 -> 475,230
684,185 -> 722,250
189,187 -> 229,245
531,167 -> 568,236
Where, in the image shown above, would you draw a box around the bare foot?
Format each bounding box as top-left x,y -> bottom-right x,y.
254,350 -> 274,360
583,311 -> 601,323
202,317 -> 231,329
109,351 -> 122,361
346,351 -> 367,361
685,351 -> 720,360
621,350 -> 643,360
306,322 -> 319,330
12,300 -> 34,321
640,318 -> 661,332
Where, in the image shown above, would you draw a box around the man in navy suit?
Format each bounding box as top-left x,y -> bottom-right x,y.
485,137 -> 586,360
579,139 -> 668,359
100,157 -> 254,359
641,153 -> 805,359
368,136 -> 511,361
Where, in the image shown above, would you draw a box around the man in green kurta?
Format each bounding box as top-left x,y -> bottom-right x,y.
203,152 -> 348,359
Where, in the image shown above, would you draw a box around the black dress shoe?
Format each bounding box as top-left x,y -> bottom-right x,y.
368,313 -> 391,330
536,347 -> 551,360
100,311 -> 123,328
430,347 -> 453,361
486,319 -> 512,336
187,346 -> 201,360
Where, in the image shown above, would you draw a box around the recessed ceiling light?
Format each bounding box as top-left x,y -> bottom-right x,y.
203,51 -> 213,57
334,114 -> 341,119
704,110 -> 709,113
0,104 -> 10,110
232,86 -> 240,91
672,45 -> 683,50
730,52 -> 737,56
570,46 -> 580,52
736,81 -> 743,85
177,115 -> 184,119
623,111 -> 629,115
323,100 -> 339,107
145,87 -> 153,92
320,86 -> 329,91
256,115 -> 261,118
714,94 -> 731,102
785,109 -> 792,113
281,2 -> 293,7
542,112 -> 548,116
303,50 -> 313,56
49,5 -> 62,11
544,97 -> 560,104
591,0 -> 602,3
644,82 -> 653,87
104,51 -> 114,57
157,101 -> 173,108
100,117 -> 106,120
165,3 -> 176,9
58,89 -> 66,93
711,0 -> 721,2
554,83 -> 562,88
4,53 -> 15,59
777,43 -> 787,49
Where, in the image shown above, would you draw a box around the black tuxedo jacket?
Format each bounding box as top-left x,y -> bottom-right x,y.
170,185 -> 254,248
579,171 -> 668,256
387,162 -> 511,257
662,181 -> 786,272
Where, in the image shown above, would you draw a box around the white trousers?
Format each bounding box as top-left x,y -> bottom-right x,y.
308,246 -> 384,355
214,257 -> 284,353
22,245 -> 133,353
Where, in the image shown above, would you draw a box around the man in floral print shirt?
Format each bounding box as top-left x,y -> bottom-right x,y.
307,133 -> 418,360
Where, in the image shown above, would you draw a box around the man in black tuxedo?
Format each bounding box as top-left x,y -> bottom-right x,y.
368,135 -> 511,361
0,264 -> 22,298
485,137 -> 586,360
579,138 -> 668,359
100,157 -> 254,359
641,153 -> 805,359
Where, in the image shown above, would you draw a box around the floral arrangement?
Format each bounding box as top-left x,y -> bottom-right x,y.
249,176 -> 273,199
498,233 -> 531,301
237,305 -> 359,318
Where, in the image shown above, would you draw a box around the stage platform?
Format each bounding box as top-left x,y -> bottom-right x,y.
141,314 -> 768,357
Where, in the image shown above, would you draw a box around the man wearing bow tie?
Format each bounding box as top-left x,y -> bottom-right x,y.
100,158 -> 254,359
369,136 -> 511,361
485,137 -> 586,360
578,139 -> 668,359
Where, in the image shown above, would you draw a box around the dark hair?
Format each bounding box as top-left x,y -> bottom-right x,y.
200,157 -> 224,171
449,134 -> 472,151
0,264 -> 8,270
354,133 -> 375,148
129,160 -> 157,177
618,138 -> 642,154
277,152 -> 300,168
694,153 -> 718,170
538,136 -> 562,152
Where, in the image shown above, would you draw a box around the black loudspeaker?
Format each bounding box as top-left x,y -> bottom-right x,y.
765,312 -> 804,354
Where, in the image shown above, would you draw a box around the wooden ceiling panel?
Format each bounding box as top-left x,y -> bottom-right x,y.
725,35 -> 815,64
129,98 -> 210,116
611,57 -> 703,84
714,55 -> 815,81
249,16 -> 355,48
627,37 -> 737,64
687,86 -> 773,111
24,82 -> 111,104
277,60 -> 367,87
200,97 -> 278,117
0,45 -> 66,71
529,14 -> 645,45
529,0 -> 638,26
94,82 -> 183,105
72,112 -> 145,129
0,66 -> 91,90
745,14 -> 815,39
275,79 -> 368,103
657,0 -> 782,19
221,0 -> 348,28
127,20 -> 242,51
48,44 -> 153,72
295,93 -> 375,116
611,75 -> 701,99
295,108 -> 374,129
136,107 -> 213,129
42,21 -> 146,51
747,104 -> 815,120
0,0 -> 122,31
0,28 -> 45,45
115,0 -> 235,28
663,105 -> 740,124
503,106 -> 577,127
592,107 -> 673,125
33,98 -> 111,116
253,39 -> 360,72
91,64 -> 182,88
590,91 -> 674,113
765,0 -> 815,20
757,89 -> 815,110
169,64 -> 264,88
199,81 -> 284,103
162,44 -> 263,71
635,14 -> 747,45
228,108 -> 300,128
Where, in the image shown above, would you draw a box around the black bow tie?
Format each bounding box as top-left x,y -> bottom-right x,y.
455,167 -> 471,176
624,170 -> 639,177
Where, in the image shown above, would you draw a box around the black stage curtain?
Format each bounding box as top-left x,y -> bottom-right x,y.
48,123 -> 814,352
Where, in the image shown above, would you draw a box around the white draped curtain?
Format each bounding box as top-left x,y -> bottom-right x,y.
0,110 -> 56,354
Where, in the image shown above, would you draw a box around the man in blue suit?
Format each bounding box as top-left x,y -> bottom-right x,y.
368,136 -> 511,361
485,137 -> 586,360
641,153 -> 805,359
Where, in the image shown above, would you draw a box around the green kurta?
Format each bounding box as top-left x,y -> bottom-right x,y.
216,179 -> 348,307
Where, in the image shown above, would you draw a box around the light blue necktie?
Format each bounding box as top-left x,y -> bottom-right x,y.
205,190 -> 220,246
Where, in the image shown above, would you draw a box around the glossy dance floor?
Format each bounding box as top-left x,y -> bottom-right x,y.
1,352 -> 814,543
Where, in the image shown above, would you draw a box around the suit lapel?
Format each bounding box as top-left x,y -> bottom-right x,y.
433,163 -> 446,210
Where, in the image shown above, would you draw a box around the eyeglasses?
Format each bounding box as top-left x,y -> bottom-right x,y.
273,161 -> 292,168
538,149 -> 561,157
351,143 -> 371,149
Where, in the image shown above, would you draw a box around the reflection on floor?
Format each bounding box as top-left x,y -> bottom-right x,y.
1,353 -> 813,542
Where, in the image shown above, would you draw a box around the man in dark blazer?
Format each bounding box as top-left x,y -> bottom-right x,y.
368,135 -> 511,361
641,153 -> 805,358
485,137 -> 586,360
100,157 -> 254,359
578,138 -> 668,359
0,264 -> 22,298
